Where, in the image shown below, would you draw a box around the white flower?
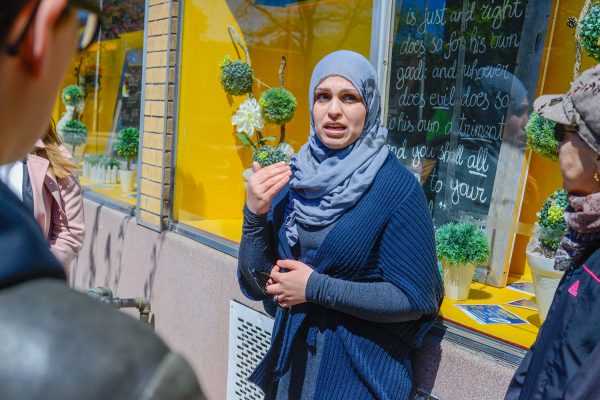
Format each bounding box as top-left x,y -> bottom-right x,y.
278,142 -> 294,157
231,98 -> 264,137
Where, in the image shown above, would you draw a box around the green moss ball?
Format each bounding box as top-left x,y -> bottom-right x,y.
62,85 -> 84,106
580,4 -> 600,61
259,88 -> 297,124
113,127 -> 140,160
526,112 -> 558,161
62,120 -> 88,146
219,56 -> 254,96
252,145 -> 288,167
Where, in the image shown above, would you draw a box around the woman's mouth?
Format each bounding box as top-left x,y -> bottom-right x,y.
323,123 -> 347,137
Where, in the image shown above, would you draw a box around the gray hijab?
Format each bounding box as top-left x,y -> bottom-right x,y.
285,50 -> 389,246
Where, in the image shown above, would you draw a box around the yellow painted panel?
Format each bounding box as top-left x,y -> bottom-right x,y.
174,0 -> 373,241
79,177 -> 137,207
440,275 -> 539,349
511,0 -> 597,276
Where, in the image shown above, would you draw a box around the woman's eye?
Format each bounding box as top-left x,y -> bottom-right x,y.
315,93 -> 330,101
344,94 -> 359,102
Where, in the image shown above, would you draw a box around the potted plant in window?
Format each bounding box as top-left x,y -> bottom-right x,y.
524,110 -> 567,322
526,189 -> 567,322
436,222 -> 491,300
57,85 -> 85,137
112,127 -> 139,193
62,120 -> 88,165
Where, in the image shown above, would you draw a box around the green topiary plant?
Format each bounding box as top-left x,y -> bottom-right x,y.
580,3 -> 600,61
62,85 -> 85,107
259,87 -> 297,124
526,112 -> 559,161
113,127 -> 139,170
62,120 -> 88,151
252,145 -> 288,167
219,55 -> 254,96
536,189 -> 568,254
435,222 -> 491,266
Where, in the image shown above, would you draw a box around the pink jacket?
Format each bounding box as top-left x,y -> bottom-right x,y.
27,140 -> 85,270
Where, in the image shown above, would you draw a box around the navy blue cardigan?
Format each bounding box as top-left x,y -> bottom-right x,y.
240,154 -> 444,399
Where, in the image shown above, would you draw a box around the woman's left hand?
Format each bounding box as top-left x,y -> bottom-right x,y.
266,259 -> 314,308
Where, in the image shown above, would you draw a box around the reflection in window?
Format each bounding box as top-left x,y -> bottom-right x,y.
385,0 -> 531,226
55,0 -> 145,206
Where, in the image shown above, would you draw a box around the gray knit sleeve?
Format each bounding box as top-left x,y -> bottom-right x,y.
305,272 -> 423,323
237,206 -> 276,300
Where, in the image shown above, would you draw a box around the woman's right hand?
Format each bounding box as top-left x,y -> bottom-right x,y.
246,161 -> 292,215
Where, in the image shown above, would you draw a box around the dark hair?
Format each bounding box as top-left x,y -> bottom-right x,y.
0,1 -> 30,45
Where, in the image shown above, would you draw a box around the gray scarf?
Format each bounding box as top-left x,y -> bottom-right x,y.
554,192 -> 600,271
284,50 -> 389,246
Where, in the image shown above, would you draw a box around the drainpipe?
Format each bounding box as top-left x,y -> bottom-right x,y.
85,287 -> 152,325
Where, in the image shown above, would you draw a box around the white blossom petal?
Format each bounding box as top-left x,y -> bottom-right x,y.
231,98 -> 264,137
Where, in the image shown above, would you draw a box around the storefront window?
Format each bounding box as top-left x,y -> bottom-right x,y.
174,0 -> 374,242
383,0 -> 596,349
54,0 -> 145,208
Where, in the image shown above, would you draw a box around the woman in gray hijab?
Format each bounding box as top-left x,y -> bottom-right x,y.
238,50 -> 443,399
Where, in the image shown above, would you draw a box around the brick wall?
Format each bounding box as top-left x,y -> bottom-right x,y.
138,0 -> 178,230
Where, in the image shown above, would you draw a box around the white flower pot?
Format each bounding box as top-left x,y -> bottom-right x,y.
526,237 -> 564,322
119,169 -> 136,193
442,260 -> 476,300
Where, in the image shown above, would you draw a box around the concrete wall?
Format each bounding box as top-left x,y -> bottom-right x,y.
72,199 -> 517,400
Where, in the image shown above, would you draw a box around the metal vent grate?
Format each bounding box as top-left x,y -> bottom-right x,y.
227,301 -> 274,400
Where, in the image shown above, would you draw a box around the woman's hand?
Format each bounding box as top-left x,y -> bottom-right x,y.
266,259 -> 314,308
246,161 -> 291,215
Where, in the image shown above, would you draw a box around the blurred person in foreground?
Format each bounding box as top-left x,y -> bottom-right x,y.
506,65 -> 600,400
0,1 -> 203,399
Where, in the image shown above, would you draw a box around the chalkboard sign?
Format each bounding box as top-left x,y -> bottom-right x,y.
384,0 -> 552,286
107,49 -> 143,154
118,49 -> 143,131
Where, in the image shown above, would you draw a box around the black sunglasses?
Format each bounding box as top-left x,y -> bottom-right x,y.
251,269 -> 282,307
5,0 -> 103,56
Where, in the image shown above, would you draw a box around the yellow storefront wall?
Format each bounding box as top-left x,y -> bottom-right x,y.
174,0 -> 373,241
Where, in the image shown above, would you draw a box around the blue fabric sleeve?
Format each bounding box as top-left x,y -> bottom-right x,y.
237,206 -> 277,301
305,273 -> 422,323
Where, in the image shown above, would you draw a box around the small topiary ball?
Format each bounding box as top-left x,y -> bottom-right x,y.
219,55 -> 254,96
62,120 -> 88,146
435,222 -> 491,266
252,145 -> 288,167
259,88 -> 297,124
62,85 -> 84,106
537,189 -> 568,253
580,4 -> 600,61
526,112 -> 558,161
113,127 -> 140,160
